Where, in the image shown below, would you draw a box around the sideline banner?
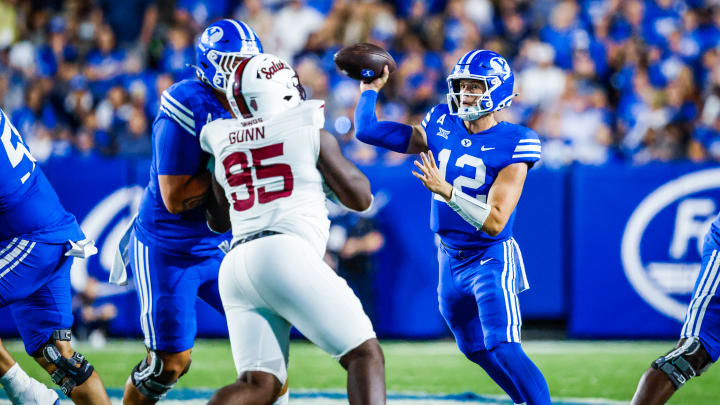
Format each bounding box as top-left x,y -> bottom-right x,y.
0,156 -> 568,339
569,163 -> 720,338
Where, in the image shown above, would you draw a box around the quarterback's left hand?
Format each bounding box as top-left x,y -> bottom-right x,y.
412,150 -> 453,201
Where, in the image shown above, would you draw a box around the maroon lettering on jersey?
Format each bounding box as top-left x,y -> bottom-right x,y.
228,126 -> 266,144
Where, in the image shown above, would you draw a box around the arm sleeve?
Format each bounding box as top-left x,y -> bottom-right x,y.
509,129 -> 541,168
154,117 -> 204,175
354,90 -> 413,153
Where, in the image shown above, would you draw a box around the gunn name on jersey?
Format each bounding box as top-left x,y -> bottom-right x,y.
229,126 -> 266,144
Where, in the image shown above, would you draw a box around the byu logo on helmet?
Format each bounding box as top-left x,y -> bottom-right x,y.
490,57 -> 511,80
195,19 -> 263,91
622,168 -> 720,321
446,49 -> 515,121
202,26 -> 224,45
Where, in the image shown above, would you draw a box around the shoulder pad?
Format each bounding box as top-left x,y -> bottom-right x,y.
422,104 -> 448,129
158,80 -> 206,135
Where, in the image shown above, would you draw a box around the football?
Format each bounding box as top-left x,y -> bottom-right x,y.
333,43 -> 397,83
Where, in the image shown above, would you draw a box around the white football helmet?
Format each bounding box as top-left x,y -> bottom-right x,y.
226,53 -> 306,119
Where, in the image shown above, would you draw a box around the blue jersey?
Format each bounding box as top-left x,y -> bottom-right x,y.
421,104 -> 541,249
135,78 -> 232,252
0,108 -> 82,243
709,213 -> 720,246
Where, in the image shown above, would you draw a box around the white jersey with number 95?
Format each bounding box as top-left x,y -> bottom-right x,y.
199,99 -> 329,256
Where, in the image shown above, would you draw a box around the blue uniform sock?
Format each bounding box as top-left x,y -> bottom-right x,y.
492,343 -> 551,405
467,349 -> 525,404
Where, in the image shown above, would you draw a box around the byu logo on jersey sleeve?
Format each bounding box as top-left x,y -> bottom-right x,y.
622,168 -> 720,321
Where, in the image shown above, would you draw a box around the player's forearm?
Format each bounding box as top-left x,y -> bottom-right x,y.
481,208 -> 510,237
159,172 -> 211,214
354,90 -> 413,153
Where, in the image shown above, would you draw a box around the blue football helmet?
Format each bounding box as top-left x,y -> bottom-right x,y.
446,50 -> 516,121
195,19 -> 263,91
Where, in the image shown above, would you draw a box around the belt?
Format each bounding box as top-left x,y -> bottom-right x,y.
231,230 -> 281,250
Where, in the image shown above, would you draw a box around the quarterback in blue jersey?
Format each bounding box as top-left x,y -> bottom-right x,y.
632,214 -> 720,405
116,20 -> 291,405
354,50 -> 550,405
0,108 -> 111,405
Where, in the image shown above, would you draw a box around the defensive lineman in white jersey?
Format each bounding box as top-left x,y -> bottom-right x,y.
199,54 -> 386,405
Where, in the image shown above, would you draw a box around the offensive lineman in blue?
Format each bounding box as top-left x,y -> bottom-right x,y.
354,50 -> 551,405
0,107 -> 111,404
116,20 -> 290,405
632,213 -> 720,404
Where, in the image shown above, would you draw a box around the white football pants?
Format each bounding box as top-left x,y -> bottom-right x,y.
219,233 -> 376,385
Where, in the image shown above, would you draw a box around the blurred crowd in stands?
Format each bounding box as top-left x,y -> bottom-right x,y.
2,0 -> 720,167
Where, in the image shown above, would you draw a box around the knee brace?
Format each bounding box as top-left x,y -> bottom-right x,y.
41,330 -> 94,396
130,351 -> 177,401
652,337 -> 712,389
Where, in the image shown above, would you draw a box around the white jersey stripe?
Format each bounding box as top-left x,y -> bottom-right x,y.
160,106 -> 195,135
518,139 -> 541,144
514,145 -> 542,153
163,92 -> 193,117
682,250 -> 717,336
161,98 -> 195,127
0,240 -> 35,279
689,249 -> 720,336
512,153 -> 541,159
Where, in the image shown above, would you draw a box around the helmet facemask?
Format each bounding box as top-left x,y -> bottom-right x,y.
205,44 -> 259,91
446,75 -> 501,121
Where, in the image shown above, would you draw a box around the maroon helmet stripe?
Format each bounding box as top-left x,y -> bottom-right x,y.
233,57 -> 254,119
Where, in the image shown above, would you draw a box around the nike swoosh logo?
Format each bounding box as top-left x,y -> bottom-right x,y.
480,258 -> 492,265
481,146 -> 495,151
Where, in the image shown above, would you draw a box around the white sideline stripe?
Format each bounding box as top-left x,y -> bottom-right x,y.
514,145 -> 541,153
0,241 -> 35,279
160,106 -> 195,135
163,92 -> 193,116
518,139 -> 541,144
512,153 -> 541,159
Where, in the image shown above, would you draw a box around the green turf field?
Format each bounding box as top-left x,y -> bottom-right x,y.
4,339 -> 717,404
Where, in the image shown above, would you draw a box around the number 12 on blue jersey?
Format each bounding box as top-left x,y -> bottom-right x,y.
434,148 -> 487,203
